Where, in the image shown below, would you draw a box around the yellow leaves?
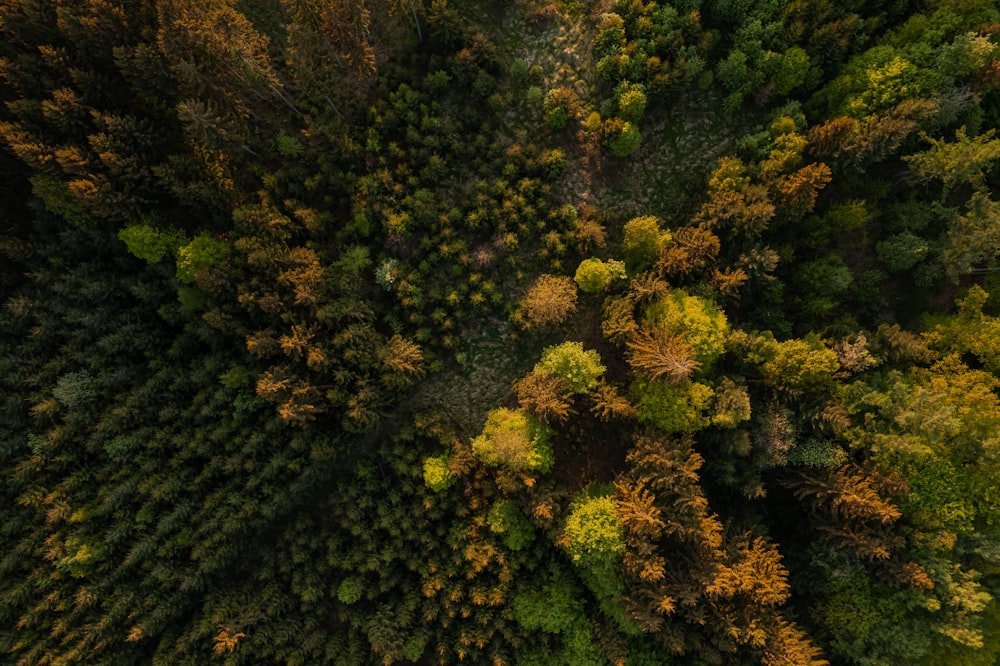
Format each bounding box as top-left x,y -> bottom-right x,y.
279,323 -> 316,358
382,334 -> 425,380
277,247 -> 324,306
125,625 -> 144,643
707,536 -> 790,607
212,625 -> 245,654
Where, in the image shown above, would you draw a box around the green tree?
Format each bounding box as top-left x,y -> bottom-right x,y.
622,215 -> 669,272
759,335 -> 840,393
563,495 -> 625,567
644,290 -> 729,365
774,46 -> 811,95
118,223 -> 187,263
904,127 -> 1000,192
471,408 -> 554,473
176,233 -> 230,283
632,379 -> 715,434
604,118 -> 641,157
534,342 -> 605,393
574,257 -> 626,293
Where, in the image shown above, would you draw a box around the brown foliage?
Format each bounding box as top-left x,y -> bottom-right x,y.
589,380 -> 635,420
807,116 -> 857,157
658,227 -> 720,278
573,215 -> 607,255
601,295 -> 639,345
513,370 -> 574,423
627,273 -> 671,305
710,267 -> 749,297
626,327 -> 701,384
614,434 -> 824,662
792,464 -> 904,525
776,162 -> 832,218
516,273 -> 577,329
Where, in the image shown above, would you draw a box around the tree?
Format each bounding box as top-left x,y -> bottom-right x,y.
658,227 -> 721,278
513,370 -> 574,424
626,327 -> 701,384
574,257 -> 626,293
644,290 -> 729,365
632,379 -> 715,434
774,46 -> 811,95
622,216 -> 668,271
904,126 -> 1000,193
176,233 -> 230,283
603,118 -> 641,157
118,223 -> 187,264
516,274 -> 578,329
534,342 -> 605,394
758,335 -> 840,393
471,408 -> 554,473
563,496 -> 626,567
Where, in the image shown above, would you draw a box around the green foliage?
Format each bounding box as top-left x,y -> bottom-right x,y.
544,88 -> 576,129
176,233 -> 230,283
512,578 -> 584,634
905,127 -> 1000,192
275,131 -> 304,158
775,46 -> 811,95
606,119 -> 642,157
877,232 -> 930,272
632,379 -> 714,433
118,223 -> 187,263
563,495 -> 625,567
937,31 -> 998,78
534,342 -> 605,393
423,455 -> 454,492
617,84 -> 648,123
29,175 -> 96,228
8,1 -> 1000,664
816,572 -> 930,663
52,370 -> 95,408
645,291 -> 729,365
622,216 -> 668,271
471,408 -> 554,473
759,336 -> 840,392
574,257 -> 626,293
787,438 -> 848,468
338,577 -> 364,605
488,500 -> 534,551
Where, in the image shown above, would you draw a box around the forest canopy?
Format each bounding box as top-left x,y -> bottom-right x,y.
3,0 -> 1000,665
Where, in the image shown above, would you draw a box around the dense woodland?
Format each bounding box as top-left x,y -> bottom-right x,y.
4,0 -> 1000,664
